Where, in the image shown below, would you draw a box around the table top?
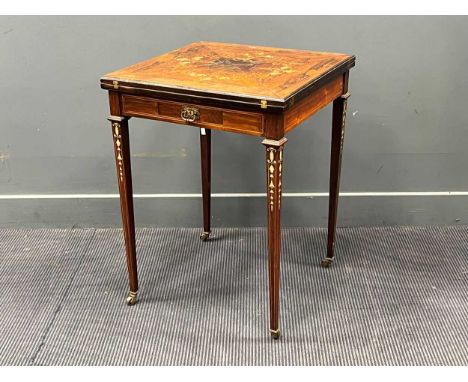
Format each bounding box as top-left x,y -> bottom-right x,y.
101,41 -> 354,110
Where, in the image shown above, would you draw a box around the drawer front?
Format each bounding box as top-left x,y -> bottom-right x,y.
121,95 -> 263,136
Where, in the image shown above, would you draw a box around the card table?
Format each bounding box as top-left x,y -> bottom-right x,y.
101,41 -> 355,339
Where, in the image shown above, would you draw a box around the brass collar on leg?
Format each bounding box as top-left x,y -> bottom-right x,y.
262,137 -> 288,148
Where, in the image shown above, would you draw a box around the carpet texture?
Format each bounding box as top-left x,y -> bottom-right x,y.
0,226 -> 467,365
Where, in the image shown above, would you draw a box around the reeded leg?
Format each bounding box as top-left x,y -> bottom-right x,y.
199,128 -> 211,241
262,137 -> 287,340
322,92 -> 350,268
109,115 -> 138,305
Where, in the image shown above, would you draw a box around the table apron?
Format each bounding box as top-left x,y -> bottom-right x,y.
121,94 -> 264,136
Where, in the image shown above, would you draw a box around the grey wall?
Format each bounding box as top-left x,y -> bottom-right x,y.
1,16 -> 467,228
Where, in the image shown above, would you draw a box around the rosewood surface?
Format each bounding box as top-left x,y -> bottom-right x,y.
101,41 -> 354,111
101,41 -> 355,340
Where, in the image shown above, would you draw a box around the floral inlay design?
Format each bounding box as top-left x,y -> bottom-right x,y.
102,42 -> 352,100
278,148 -> 283,210
266,146 -> 284,212
340,98 -> 348,151
113,122 -> 124,182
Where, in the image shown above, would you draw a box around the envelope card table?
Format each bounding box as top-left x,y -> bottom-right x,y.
100,41 -> 355,339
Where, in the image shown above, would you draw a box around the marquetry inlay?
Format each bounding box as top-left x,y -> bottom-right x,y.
340,95 -> 349,151
267,148 -> 276,211
266,146 -> 284,212
278,148 -> 283,210
101,41 -> 355,339
113,122 -> 124,182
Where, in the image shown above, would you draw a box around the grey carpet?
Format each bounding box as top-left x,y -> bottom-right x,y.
0,226 -> 467,365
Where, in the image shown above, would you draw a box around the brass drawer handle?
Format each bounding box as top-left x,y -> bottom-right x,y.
181,106 -> 200,122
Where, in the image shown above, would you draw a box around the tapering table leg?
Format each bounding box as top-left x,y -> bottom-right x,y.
108,115 -> 138,305
321,92 -> 350,268
199,128 -> 211,241
262,137 -> 287,340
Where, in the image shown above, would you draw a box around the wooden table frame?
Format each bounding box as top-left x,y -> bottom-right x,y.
102,42 -> 355,340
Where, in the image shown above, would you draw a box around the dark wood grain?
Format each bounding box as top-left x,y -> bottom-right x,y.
322,71 -> 350,268
121,94 -> 158,119
121,94 -> 264,136
200,128 -> 211,240
108,91 -> 121,115
222,110 -> 263,135
262,137 -> 287,339
263,113 -> 284,140
108,113 -> 138,301
284,75 -> 344,133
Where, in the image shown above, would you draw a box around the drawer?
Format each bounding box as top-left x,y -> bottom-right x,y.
121,95 -> 263,136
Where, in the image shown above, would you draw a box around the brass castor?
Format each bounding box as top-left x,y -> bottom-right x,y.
126,291 -> 138,306
200,231 -> 211,241
270,329 -> 280,340
321,257 -> 334,268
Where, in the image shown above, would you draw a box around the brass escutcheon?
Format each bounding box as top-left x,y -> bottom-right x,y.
181,106 -> 200,122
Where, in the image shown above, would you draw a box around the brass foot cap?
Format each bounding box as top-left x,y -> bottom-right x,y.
321,257 -> 334,268
200,231 -> 211,241
126,291 -> 138,306
270,329 -> 280,340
